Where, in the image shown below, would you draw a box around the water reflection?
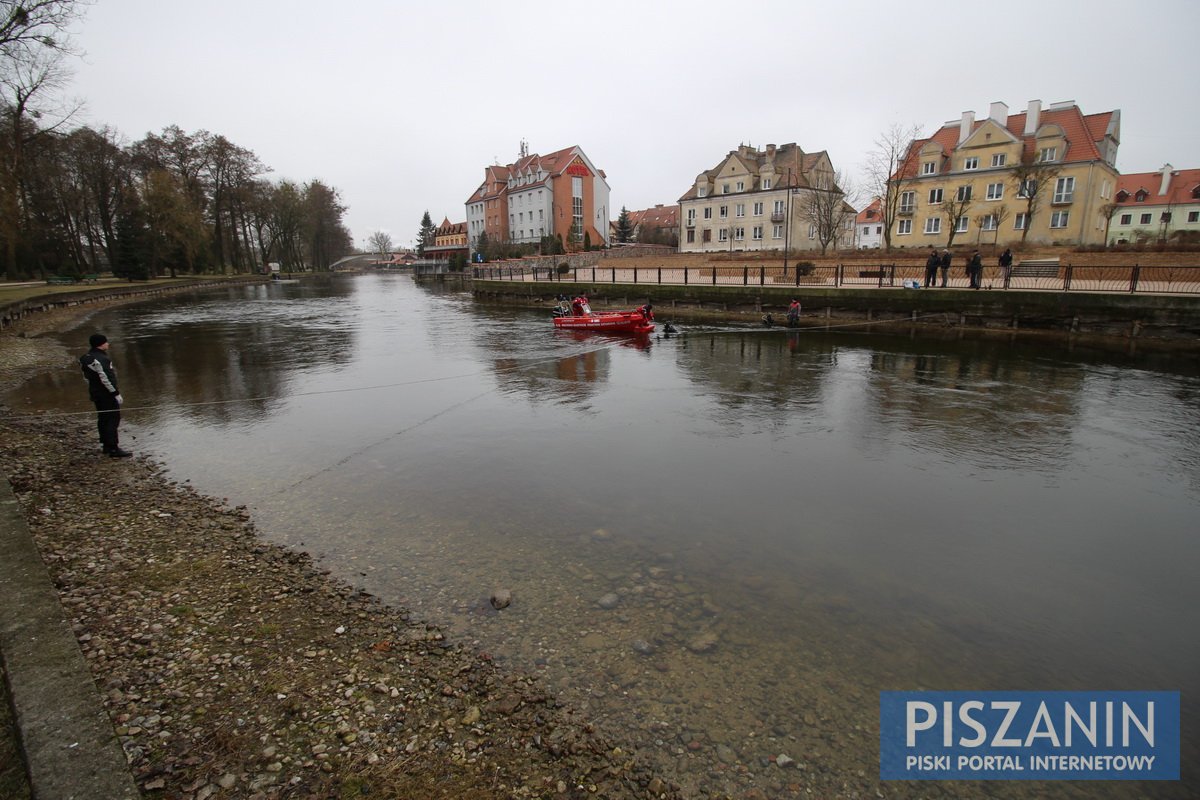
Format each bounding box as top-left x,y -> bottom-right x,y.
7,275 -> 1198,798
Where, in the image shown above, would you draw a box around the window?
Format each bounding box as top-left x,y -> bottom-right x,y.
736,181 -> 744,191
1014,213 -> 1027,230
1139,213 -> 1152,225
1039,147 -> 1057,162
1161,212 -> 1172,223
1053,176 -> 1075,203
772,224 -> 784,239
752,225 -> 763,240
1017,179 -> 1035,198
719,205 -> 728,219
924,218 -> 941,234
1119,214 -> 1132,225
929,188 -> 943,204
991,153 -> 1007,167
722,184 -> 729,194
956,216 -> 969,232
736,203 -> 745,217
862,227 -> 870,236
899,191 -> 916,213
703,207 -> 712,219
686,229 -> 695,243
735,227 -> 745,240
753,202 -> 763,216
763,179 -> 772,189
687,209 -> 696,223
718,228 -> 728,241
981,215 -> 997,231
702,229 -> 711,242
1050,211 -> 1069,228
897,219 -> 913,235
698,187 -> 707,197
964,157 -> 979,170
922,162 -> 936,175
986,182 -> 1004,200
808,224 -> 816,239
1189,211 -> 1199,223
876,226 -> 882,234
1100,180 -> 1112,199
956,185 -> 972,202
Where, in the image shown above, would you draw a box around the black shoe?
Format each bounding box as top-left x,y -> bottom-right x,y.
106,447 -> 133,458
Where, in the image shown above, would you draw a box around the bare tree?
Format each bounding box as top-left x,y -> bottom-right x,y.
990,203 -> 1011,246
941,185 -> 972,248
1098,202 -> 1120,246
1,1 -> 86,61
367,230 -> 393,259
1010,151 -> 1061,244
799,170 -> 855,254
863,122 -> 922,251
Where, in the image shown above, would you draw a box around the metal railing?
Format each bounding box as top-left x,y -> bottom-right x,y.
472,263 -> 1200,294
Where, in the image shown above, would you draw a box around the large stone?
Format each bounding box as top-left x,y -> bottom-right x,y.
489,589 -> 512,609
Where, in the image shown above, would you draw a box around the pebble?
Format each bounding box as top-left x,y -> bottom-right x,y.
597,593 -> 621,610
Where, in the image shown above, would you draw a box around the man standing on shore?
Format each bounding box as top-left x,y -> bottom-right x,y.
80,333 -> 131,457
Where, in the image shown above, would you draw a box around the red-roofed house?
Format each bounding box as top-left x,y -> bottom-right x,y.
464,144 -> 611,253
425,217 -> 468,263
855,197 -> 883,249
678,143 -> 852,253
889,100 -> 1120,247
612,204 -> 680,245
1108,164 -> 1200,244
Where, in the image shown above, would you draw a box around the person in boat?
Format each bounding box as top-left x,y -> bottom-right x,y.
637,302 -> 654,321
786,298 -> 800,327
571,295 -> 585,316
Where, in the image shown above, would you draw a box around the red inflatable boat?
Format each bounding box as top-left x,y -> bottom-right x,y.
552,298 -> 654,334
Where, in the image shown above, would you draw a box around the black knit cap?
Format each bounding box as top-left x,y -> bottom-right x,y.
89,333 -> 107,348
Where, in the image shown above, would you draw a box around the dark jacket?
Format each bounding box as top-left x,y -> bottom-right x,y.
80,348 -> 120,402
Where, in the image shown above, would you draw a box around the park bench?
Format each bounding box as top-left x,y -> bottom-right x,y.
81,273 -> 100,283
46,275 -> 77,285
1010,259 -> 1060,278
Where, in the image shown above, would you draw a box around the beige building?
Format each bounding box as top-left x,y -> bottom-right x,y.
890,100 -> 1120,248
678,143 -> 853,254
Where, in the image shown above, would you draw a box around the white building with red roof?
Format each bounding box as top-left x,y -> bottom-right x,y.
464,144 -> 610,251
1107,164 -> 1200,244
855,197 -> 883,249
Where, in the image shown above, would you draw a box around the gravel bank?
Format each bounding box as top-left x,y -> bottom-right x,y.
0,300 -> 680,799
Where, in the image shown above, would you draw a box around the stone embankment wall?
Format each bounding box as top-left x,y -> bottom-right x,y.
0,278 -> 265,330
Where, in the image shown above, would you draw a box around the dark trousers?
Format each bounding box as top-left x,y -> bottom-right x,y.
924,266 -> 937,287
93,395 -> 120,451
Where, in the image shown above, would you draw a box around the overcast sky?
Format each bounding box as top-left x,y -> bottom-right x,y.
64,0 -> 1199,249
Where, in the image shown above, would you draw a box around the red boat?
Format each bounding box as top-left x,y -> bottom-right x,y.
552,298 -> 654,334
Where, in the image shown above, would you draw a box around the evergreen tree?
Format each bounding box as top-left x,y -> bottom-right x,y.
416,211 -> 435,256
474,230 -> 489,262
583,231 -> 592,251
616,206 -> 634,243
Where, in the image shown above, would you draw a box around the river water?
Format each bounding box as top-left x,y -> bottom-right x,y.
10,274 -> 1199,798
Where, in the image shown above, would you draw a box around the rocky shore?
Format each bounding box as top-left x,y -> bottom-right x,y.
0,299 -> 680,799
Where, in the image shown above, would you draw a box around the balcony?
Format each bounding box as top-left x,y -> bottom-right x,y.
770,212 -> 785,222
898,206 -> 916,216
686,218 -> 695,227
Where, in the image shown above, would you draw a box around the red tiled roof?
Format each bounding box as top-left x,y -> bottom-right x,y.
856,197 -> 881,224
1115,168 -> 1200,206
898,105 -> 1116,179
626,204 -> 679,228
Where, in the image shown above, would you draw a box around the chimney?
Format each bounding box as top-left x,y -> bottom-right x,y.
766,143 -> 776,157
989,101 -> 1008,125
1024,100 -> 1042,135
958,110 -> 975,145
1159,164 -> 1174,196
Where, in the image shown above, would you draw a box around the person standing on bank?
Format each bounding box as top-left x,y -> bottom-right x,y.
968,250 -> 984,289
999,248 -> 1013,286
80,333 -> 131,457
924,248 -> 939,288
939,249 -> 952,288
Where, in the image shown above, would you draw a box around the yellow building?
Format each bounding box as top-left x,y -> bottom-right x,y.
890,100 -> 1120,248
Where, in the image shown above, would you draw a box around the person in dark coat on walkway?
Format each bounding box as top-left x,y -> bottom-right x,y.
80,333 -> 131,457
924,249 -> 940,288
968,250 -> 984,289
939,249 -> 952,288
999,248 -> 1014,285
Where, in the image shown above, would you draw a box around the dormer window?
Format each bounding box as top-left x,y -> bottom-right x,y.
736,181 -> 744,191
963,157 -> 979,171
722,183 -> 730,194
922,162 -> 937,175
698,187 -> 707,198
762,178 -> 771,189
1191,185 -> 1200,199
1116,190 -> 1130,202
1135,190 -> 1148,202
1039,146 -> 1057,162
